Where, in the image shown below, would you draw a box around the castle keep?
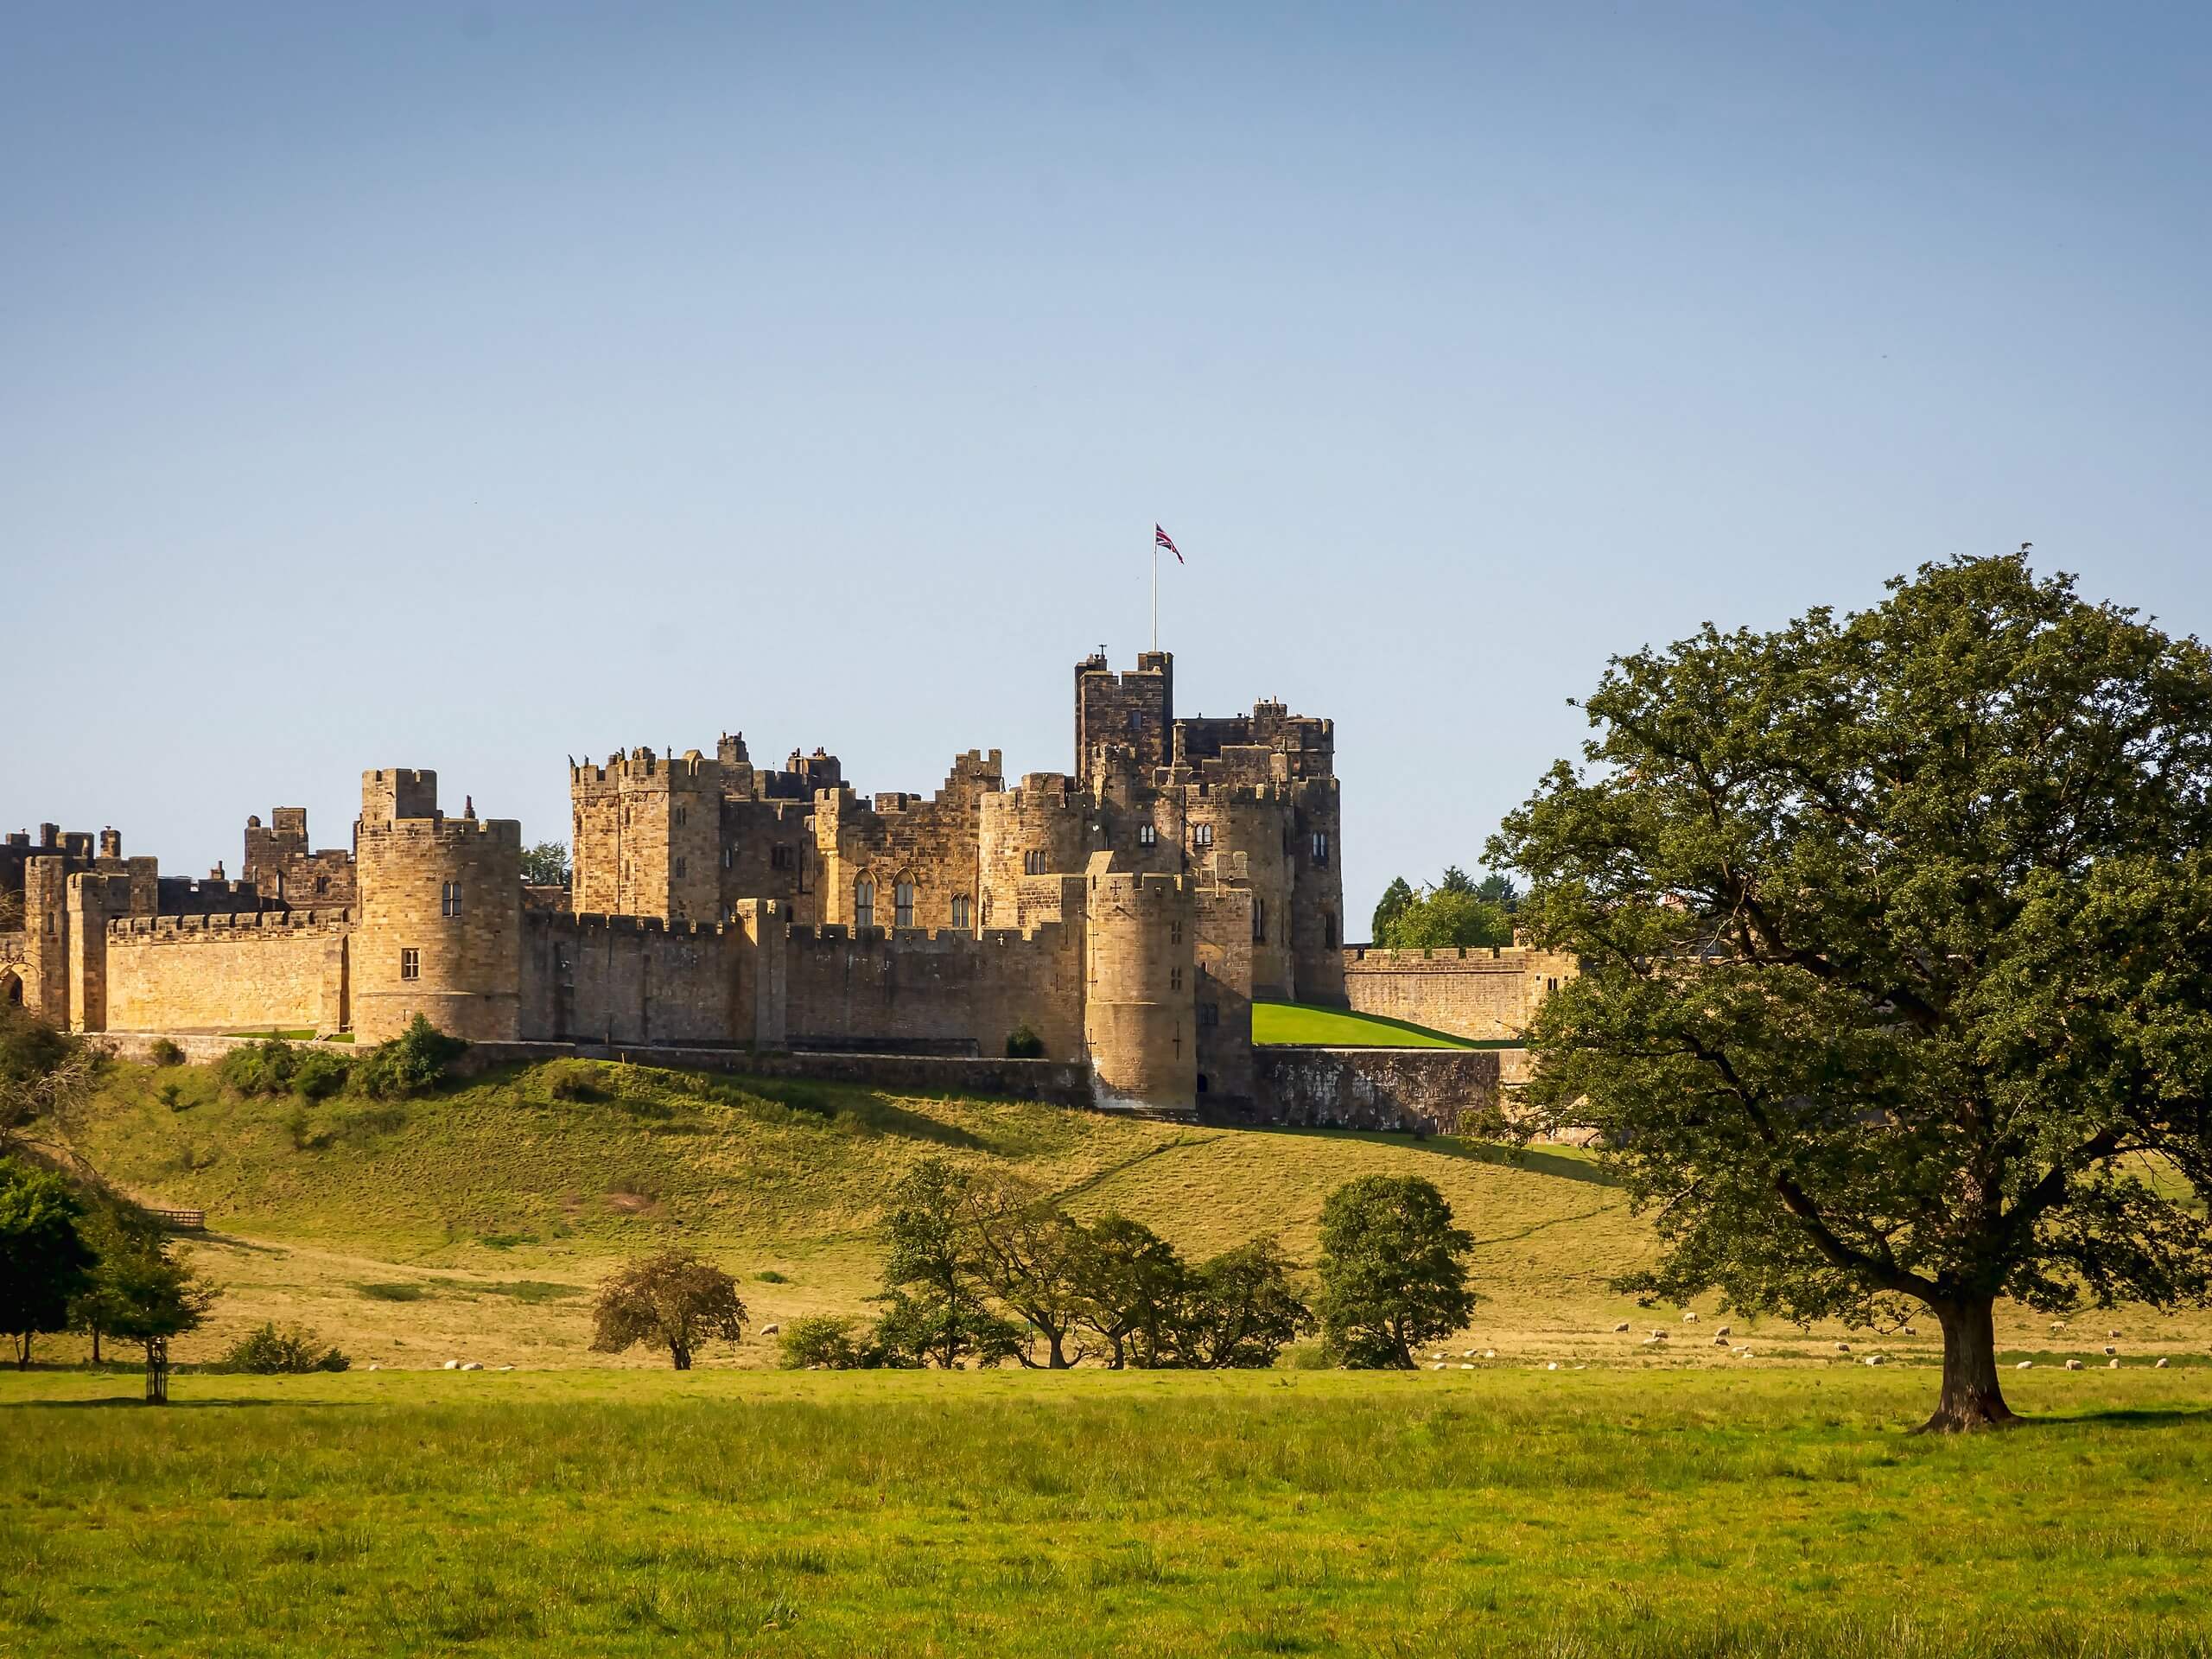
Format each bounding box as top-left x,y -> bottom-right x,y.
2,652 -> 1566,1114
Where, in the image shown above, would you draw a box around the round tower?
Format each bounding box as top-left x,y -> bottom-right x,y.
353,769 -> 523,1044
977,775 -> 1090,926
1083,861 -> 1197,1111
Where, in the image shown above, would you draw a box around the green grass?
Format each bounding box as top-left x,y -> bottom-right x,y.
6,1365 -> 2212,1656
222,1027 -> 318,1040
1252,1001 -> 1478,1047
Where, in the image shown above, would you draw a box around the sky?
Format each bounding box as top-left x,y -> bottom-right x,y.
5,2 -> 2208,930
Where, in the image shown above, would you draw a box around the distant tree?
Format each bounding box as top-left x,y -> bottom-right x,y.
1474,872 -> 1522,914
1370,877 -> 1416,944
103,1236 -> 219,1402
0,1157 -> 95,1369
350,1015 -> 467,1100
1317,1176 -> 1477,1369
1384,889 -> 1513,950
777,1315 -> 869,1370
1071,1214 -> 1187,1369
520,842 -> 570,887
1491,554 -> 2212,1432
1438,865 -> 1476,894
590,1250 -> 747,1370
1172,1238 -> 1314,1369
220,1321 -> 348,1376
67,1197 -> 164,1364
964,1175 -> 1092,1368
875,1158 -> 1020,1369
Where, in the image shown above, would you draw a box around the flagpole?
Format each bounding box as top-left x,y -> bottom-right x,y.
1151,532 -> 1158,652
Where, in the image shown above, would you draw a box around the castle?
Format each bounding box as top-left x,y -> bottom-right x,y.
2,652 -> 1567,1115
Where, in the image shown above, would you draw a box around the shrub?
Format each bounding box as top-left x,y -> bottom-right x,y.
351,1015 -> 467,1100
290,1049 -> 351,1101
540,1060 -> 603,1103
219,1037 -> 296,1096
156,1082 -> 187,1114
222,1321 -> 349,1374
149,1039 -> 186,1068
1005,1025 -> 1046,1059
778,1315 -> 868,1370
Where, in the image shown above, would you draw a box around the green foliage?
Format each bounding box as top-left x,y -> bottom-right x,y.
222,1321 -> 348,1374
1173,1237 -> 1315,1368
1370,875 -> 1415,944
1475,872 -> 1521,912
148,1039 -> 186,1068
0,1006 -> 99,1150
1004,1025 -> 1046,1059
965,1176 -> 1092,1367
219,1036 -> 298,1096
777,1315 -> 872,1370
351,1015 -> 467,1100
1492,553 -> 2212,1428
589,1250 -> 747,1370
1068,1213 -> 1187,1369
0,1157 -> 95,1367
876,1157 -> 1020,1368
289,1049 -> 351,1102
1438,865 -> 1475,894
519,841 -> 571,887
1317,1174 -> 1477,1368
1374,886 -> 1514,950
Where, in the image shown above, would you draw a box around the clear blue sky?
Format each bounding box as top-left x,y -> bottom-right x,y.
6,3 -> 2208,929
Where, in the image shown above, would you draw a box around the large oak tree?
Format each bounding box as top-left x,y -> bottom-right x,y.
1491,555 -> 2212,1431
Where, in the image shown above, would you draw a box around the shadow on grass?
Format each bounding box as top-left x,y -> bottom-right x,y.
2043,1405 -> 2212,1430
3,1396 -> 342,1410
1227,1127 -> 1619,1190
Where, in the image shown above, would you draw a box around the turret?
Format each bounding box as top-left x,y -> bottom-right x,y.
1082,855 -> 1197,1111
354,770 -> 523,1043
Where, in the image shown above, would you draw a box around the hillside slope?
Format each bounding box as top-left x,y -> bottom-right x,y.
50,1056 -> 1652,1366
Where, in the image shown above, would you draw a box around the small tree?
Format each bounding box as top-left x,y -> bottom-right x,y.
520,842 -> 571,887
1382,887 -> 1514,950
0,1157 -> 95,1369
965,1176 -> 1091,1368
778,1315 -> 868,1370
1173,1238 -> 1314,1369
1474,872 -> 1522,914
876,1157 -> 1020,1368
0,1007 -> 100,1160
352,1014 -> 467,1099
221,1322 -> 349,1374
1316,1175 -> 1477,1368
1371,877 -> 1416,944
1071,1214 -> 1187,1369
590,1250 -> 747,1370
1491,554 -> 2212,1432
99,1232 -> 218,1403
68,1197 -> 166,1365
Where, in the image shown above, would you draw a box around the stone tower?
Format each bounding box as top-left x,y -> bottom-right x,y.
1082,854 -> 1198,1111
1076,650 -> 1173,791
353,769 -> 523,1043
569,748 -> 721,923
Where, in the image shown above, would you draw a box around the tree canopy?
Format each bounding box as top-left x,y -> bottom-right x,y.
0,1157 -> 96,1370
1491,554 -> 2212,1431
519,841 -> 571,887
1315,1174 -> 1477,1367
590,1250 -> 747,1370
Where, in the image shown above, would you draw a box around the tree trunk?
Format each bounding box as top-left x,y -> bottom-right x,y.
1046,1331 -> 1070,1369
670,1342 -> 692,1370
1921,1295 -> 2019,1433
144,1338 -> 169,1406
91,1327 -> 102,1366
16,1334 -> 29,1370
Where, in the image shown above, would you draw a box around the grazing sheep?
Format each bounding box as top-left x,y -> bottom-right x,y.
1713,1336 -> 1730,1347
1545,1362 -> 1559,1371
1863,1355 -> 1885,1366
761,1324 -> 779,1337
1715,1325 -> 1732,1337
1613,1322 -> 1631,1333
2104,1345 -> 2118,1357
2156,1358 -> 2171,1370
1682,1312 -> 1699,1323
1483,1349 -> 1498,1360
1902,1326 -> 1917,1337
2109,1329 -> 2122,1338
2016,1360 -> 2033,1370
2065,1359 -> 2083,1370
1431,1362 -> 1446,1372
461,1362 -> 483,1372
1835,1342 -> 1851,1354
1459,1363 -> 1475,1371
442,1360 -> 461,1371
2108,1359 -> 2120,1369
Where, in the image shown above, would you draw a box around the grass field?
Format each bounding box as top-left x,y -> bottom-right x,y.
8,1365 -> 2212,1656
1250,1001 -> 1477,1047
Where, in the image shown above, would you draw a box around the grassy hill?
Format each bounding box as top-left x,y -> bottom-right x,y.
44,1054 -> 2212,1371
1250,1000 -> 1479,1046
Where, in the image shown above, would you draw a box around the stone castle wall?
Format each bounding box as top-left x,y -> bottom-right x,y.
782,919 -> 1085,1061
1341,945 -> 1577,1041
105,911 -> 351,1033
518,911 -> 741,1047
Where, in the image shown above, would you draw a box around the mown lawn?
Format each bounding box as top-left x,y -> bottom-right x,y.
1251,1001 -> 1476,1048
7,1366 -> 2212,1656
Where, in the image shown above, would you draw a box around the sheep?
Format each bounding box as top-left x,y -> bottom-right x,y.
1613,1322 -> 1631,1333
2016,1360 -> 2033,1370
2104,1345 -> 2118,1357
1682,1312 -> 1699,1323
1835,1342 -> 1851,1354
2156,1357 -> 2171,1370
2065,1359 -> 2083,1371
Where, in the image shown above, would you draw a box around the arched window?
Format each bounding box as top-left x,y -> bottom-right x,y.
854,878 -> 875,931
950,894 -> 972,929
1323,911 -> 1338,948
1311,830 -> 1331,867
1192,823 -> 1214,849
894,880 -> 916,929
1138,823 -> 1157,847
1252,899 -> 1267,943
1024,849 -> 1047,876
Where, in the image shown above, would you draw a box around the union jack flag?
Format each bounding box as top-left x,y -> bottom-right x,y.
1154,524 -> 1184,563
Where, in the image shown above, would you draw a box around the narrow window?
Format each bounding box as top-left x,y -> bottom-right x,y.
951,894 -> 972,928
772,843 -> 795,871
1170,966 -> 1182,992
314,876 -> 329,896
722,846 -> 734,870
400,948 -> 420,981
1324,911 -> 1338,949
1312,830 -> 1331,867
1253,899 -> 1267,943
675,804 -> 687,829
854,878 -> 875,930
1024,849 -> 1047,875
1198,1001 -> 1219,1028
1138,823 -> 1156,847
1170,921 -> 1181,944
894,880 -> 915,929
1192,823 -> 1214,849
441,880 -> 462,918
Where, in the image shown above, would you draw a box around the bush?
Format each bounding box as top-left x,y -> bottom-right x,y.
1005,1025 -> 1046,1059
351,1016 -> 467,1100
540,1060 -> 603,1103
221,1321 -> 350,1374
219,1036 -> 296,1096
149,1039 -> 186,1067
290,1049 -> 351,1101
778,1315 -> 870,1370
156,1082 -> 187,1114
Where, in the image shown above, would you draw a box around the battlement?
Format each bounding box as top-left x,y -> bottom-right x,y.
361,768 -> 438,824
527,909 -> 728,941
569,747 -> 717,790
111,908 -> 353,939
358,814 -> 522,849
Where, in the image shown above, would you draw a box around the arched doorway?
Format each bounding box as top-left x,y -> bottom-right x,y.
1,969 -> 22,1007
